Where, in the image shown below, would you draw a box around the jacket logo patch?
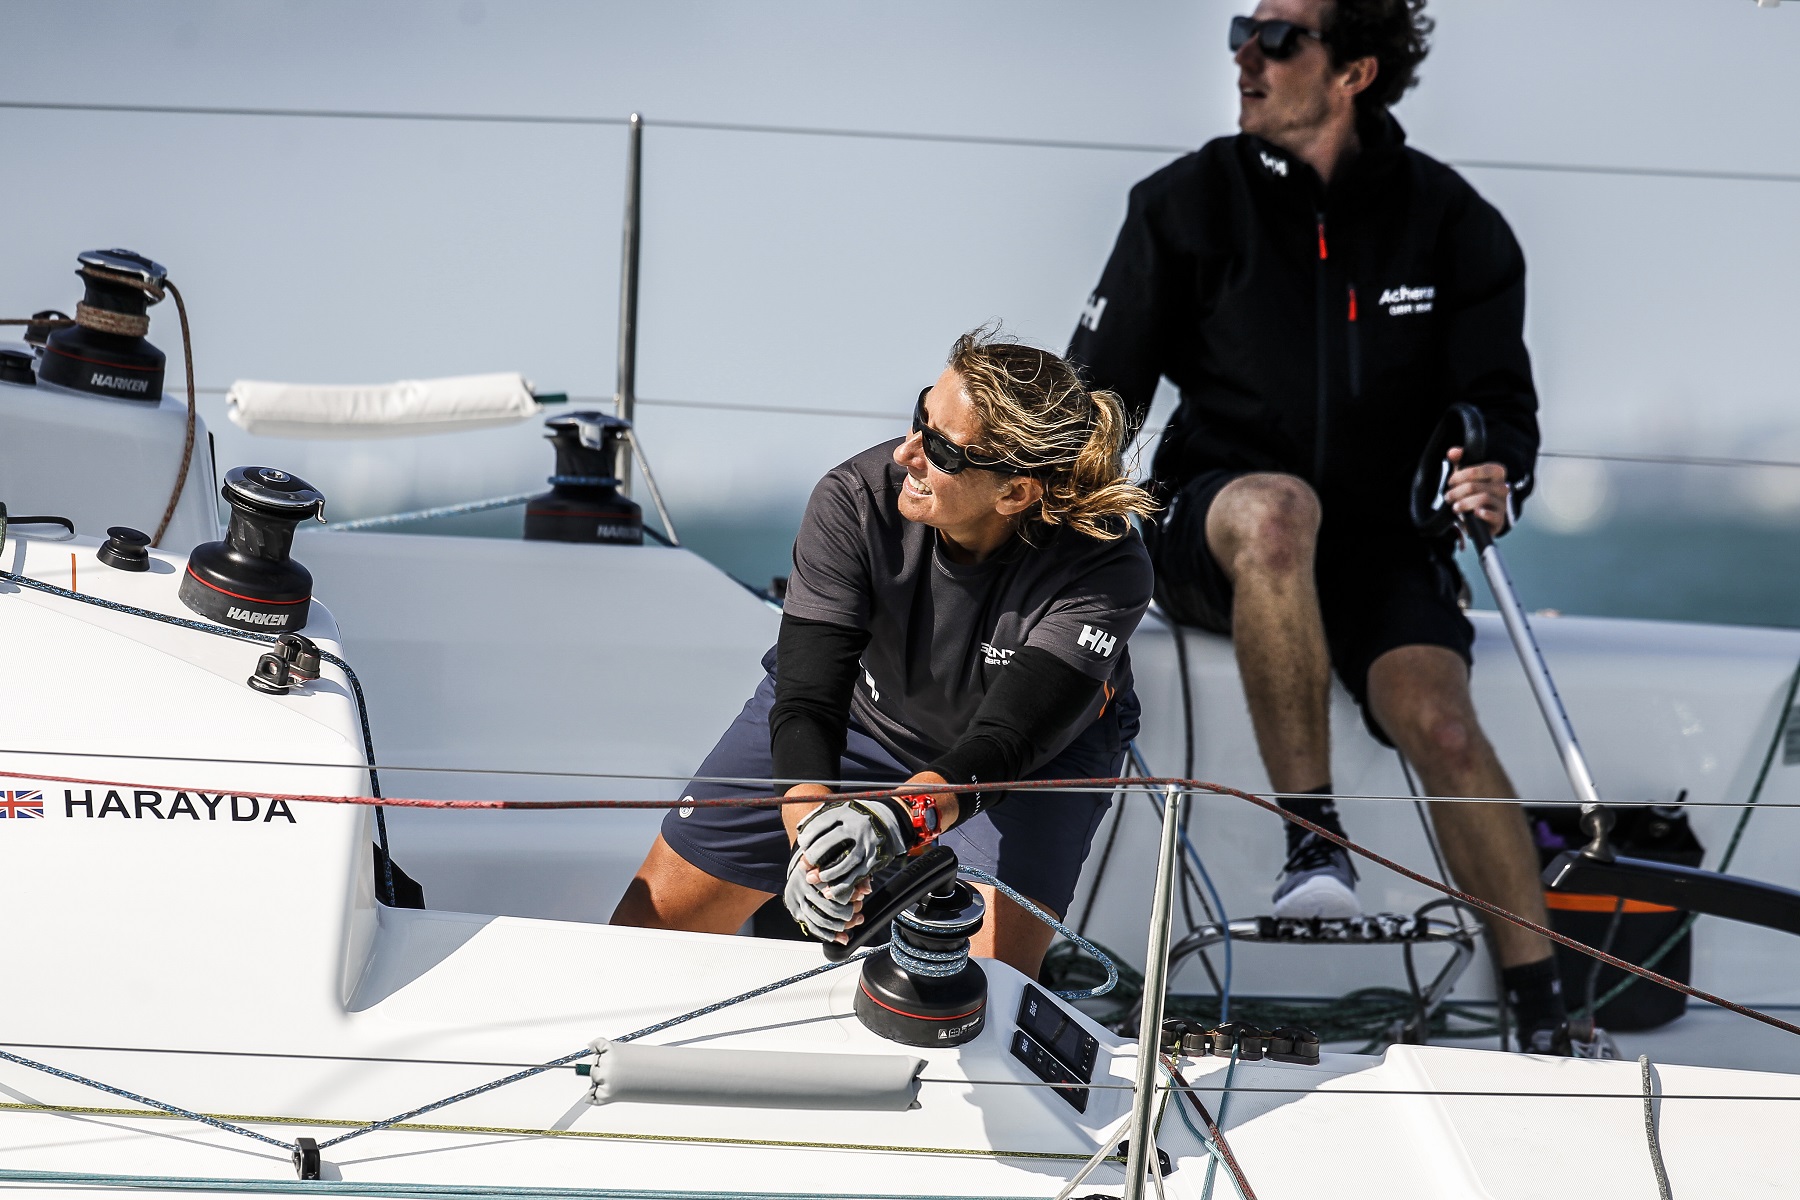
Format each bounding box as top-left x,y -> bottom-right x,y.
1258,150 -> 1289,177
1377,284 -> 1435,316
1077,624 -> 1117,658
980,642 -> 1015,667
1079,294 -> 1108,332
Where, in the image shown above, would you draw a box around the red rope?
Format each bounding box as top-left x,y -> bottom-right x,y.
12,766 -> 1799,1040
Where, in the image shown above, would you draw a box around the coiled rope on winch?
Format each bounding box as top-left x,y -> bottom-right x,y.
959,865 -> 1118,1002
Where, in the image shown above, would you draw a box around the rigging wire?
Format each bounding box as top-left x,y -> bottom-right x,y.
5,97 -> 1800,189
7,751 -> 1800,812
175,383 -> 1800,472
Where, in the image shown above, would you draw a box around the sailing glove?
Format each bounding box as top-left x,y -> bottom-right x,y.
784,798 -> 913,940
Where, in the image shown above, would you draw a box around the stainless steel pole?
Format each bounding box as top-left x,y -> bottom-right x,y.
612,112 -> 643,497
1472,525 -> 1603,811
1123,783 -> 1185,1200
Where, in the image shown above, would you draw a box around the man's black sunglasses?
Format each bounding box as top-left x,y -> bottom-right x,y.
1229,15 -> 1325,60
911,387 -> 1007,475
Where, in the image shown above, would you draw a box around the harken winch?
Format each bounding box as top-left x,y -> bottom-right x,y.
36,249 -> 169,401
524,412 -> 644,545
179,466 -> 326,632
825,847 -> 991,1048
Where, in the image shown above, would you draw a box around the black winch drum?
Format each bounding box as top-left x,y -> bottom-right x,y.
179,467 -> 325,632
523,411 -> 643,545
824,848 -> 989,1048
37,249 -> 169,401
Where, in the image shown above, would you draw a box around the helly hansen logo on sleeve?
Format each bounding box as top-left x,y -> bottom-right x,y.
1080,294 -> 1108,332
1077,624 -> 1117,658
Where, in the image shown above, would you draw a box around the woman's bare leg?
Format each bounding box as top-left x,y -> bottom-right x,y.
611,834 -> 772,933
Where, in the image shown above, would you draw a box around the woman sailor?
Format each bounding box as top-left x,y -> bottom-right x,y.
612,329 -> 1157,975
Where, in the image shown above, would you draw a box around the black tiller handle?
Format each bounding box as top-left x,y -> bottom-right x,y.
1410,403 -> 1490,544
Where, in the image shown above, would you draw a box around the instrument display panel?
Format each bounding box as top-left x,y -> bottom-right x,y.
1010,983 -> 1099,1112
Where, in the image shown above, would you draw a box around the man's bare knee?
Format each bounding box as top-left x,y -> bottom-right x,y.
1368,647 -> 1497,782
1208,474 -> 1321,581
1402,711 -> 1483,776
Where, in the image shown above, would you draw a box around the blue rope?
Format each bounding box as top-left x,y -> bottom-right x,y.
956,866 -> 1116,1001
322,492 -> 537,532
316,950 -> 876,1150
1198,1048 -> 1241,1200
1163,1063 -> 1249,1200
0,1170 -> 1029,1200
0,1048 -> 294,1152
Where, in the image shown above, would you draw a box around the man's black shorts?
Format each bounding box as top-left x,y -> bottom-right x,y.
660,672 -> 1137,917
1147,469 -> 1473,723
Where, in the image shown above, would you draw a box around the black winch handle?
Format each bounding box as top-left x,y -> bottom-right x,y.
1410,403 -> 1490,543
823,844 -> 960,961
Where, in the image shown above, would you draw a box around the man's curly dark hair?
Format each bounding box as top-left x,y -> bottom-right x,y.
1324,0 -> 1434,113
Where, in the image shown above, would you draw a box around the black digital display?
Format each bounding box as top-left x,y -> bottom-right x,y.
1011,984 -> 1099,1112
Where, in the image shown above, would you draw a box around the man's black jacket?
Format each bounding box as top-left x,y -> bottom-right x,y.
1068,114 -> 1538,542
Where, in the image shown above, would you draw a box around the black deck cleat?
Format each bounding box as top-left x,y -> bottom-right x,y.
1268,1026 -> 1322,1066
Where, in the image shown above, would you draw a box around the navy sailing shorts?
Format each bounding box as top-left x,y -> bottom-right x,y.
1148,468 -> 1474,724
660,672 -> 1137,917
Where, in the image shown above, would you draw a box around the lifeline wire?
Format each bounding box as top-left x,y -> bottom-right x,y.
0,950 -> 875,1160
174,379 -> 1800,471
0,1047 -> 292,1152
9,97 -> 1800,188
6,737 -> 1798,808
0,1171 -> 1033,1200
315,949 -> 874,1151
3,558 -> 1796,1142
816,778 -> 1800,1042
1582,656 -> 1800,1017
4,653 -> 1796,1046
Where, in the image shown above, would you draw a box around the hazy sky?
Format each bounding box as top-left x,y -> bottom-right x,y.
4,1 -> 1798,525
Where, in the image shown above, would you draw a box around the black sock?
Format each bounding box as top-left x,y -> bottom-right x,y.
1502,957 -> 1567,1035
1279,784 -> 1345,853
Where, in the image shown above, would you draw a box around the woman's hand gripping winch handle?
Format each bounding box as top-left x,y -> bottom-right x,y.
822,845 -> 960,962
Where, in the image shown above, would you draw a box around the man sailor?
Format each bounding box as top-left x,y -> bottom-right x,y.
1068,0 -> 1572,1049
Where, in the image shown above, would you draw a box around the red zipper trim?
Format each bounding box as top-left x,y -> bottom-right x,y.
1317,220 -> 1328,261
1348,285 -> 1358,321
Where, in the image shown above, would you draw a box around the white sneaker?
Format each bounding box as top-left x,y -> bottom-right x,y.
1271,834 -> 1362,919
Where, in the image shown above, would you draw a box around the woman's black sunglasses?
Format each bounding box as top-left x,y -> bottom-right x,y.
911,387 -> 1007,475
1229,15 -> 1325,60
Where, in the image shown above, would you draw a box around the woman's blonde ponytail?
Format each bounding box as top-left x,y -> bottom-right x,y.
948,328 -> 1158,542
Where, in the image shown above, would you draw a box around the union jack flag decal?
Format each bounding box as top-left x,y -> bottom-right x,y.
1,790 -> 45,819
